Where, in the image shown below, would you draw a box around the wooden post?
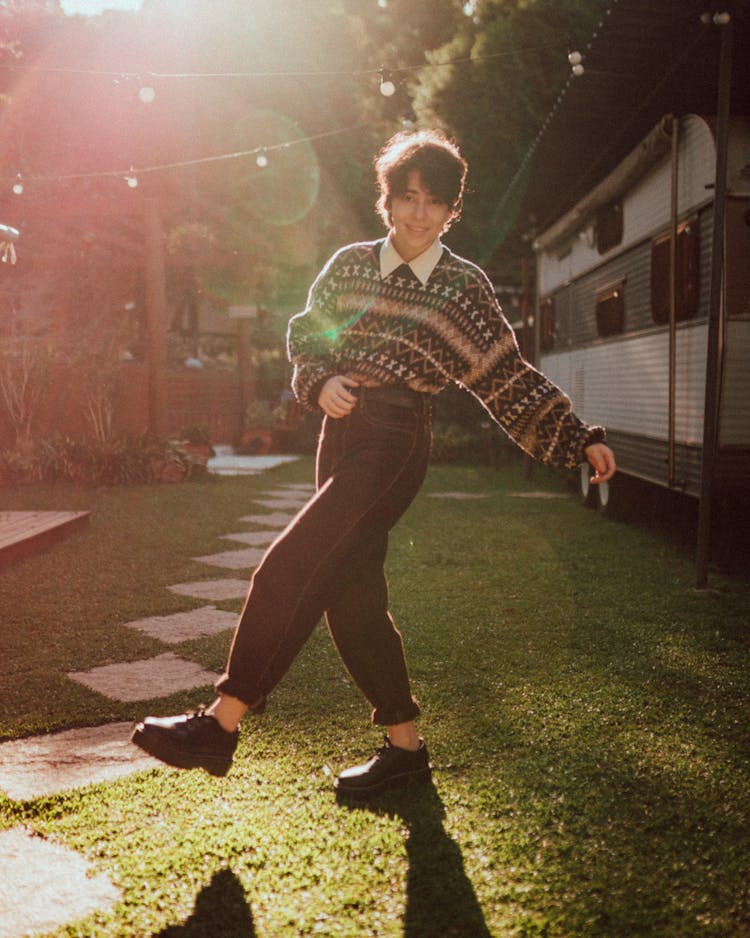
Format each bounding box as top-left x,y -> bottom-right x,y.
236,317 -> 254,440
144,199 -> 167,437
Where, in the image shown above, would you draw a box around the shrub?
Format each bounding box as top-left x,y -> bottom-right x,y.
0,434 -> 192,487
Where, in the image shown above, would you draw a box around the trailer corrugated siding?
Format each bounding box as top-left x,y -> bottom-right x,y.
720,319 -> 750,447
542,324 -> 707,442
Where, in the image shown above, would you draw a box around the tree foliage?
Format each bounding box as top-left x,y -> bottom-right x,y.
1,0 -> 609,316
411,0 -> 609,273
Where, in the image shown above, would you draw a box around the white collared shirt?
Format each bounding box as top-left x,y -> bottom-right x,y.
379,234 -> 444,287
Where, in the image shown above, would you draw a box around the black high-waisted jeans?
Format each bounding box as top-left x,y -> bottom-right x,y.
215,387 -> 432,725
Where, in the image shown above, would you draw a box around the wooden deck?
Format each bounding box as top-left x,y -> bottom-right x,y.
0,511 -> 90,569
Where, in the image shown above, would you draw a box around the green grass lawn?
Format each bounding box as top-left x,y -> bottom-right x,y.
1,459 -> 749,937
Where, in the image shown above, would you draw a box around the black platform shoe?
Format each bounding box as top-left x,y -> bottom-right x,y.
335,738 -> 431,797
131,707 -> 238,777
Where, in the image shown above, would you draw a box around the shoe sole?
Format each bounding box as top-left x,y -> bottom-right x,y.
131,725 -> 232,778
334,765 -> 432,799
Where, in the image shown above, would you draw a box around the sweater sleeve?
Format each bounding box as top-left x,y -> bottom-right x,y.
286,253 -> 345,412
460,271 -> 606,469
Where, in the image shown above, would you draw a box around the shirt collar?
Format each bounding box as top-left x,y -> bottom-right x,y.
379,235 -> 444,287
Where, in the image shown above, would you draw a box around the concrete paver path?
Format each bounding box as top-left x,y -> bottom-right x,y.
237,511 -> 296,527
68,652 -> 220,703
193,545 -> 267,570
168,577 -> 250,601
0,722 -> 161,800
0,827 -> 120,938
123,605 -> 237,643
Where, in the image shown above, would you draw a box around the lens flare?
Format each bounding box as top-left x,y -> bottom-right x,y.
233,110 -> 320,227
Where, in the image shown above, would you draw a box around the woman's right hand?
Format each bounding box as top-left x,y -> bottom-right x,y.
318,375 -> 360,418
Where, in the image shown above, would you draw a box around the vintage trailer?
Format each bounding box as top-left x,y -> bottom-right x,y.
533,113 -> 750,513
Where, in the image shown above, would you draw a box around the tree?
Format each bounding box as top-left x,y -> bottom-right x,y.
410,0 -> 609,275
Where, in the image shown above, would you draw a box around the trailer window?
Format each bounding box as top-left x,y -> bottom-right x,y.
595,285 -> 624,337
596,200 -> 623,254
650,217 -> 700,324
539,296 -> 555,351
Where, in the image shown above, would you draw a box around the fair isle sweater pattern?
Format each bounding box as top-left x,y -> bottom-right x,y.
287,239 -> 605,470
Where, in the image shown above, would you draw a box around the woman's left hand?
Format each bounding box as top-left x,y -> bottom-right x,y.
584,443 -> 617,484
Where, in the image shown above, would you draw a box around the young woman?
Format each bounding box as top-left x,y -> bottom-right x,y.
132,130 -> 616,796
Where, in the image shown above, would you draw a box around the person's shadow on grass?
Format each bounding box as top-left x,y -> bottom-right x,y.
338,780 -> 493,938
156,867 -> 256,937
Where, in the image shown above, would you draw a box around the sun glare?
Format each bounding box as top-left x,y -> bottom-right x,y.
60,0 -> 144,15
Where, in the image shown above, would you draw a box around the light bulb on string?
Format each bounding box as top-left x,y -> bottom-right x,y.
12,174 -> 23,195
125,168 -> 139,188
138,85 -> 156,104
379,71 -> 396,97
255,151 -> 268,168
568,49 -> 584,75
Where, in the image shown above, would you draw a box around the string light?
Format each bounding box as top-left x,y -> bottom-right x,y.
0,43 -> 566,85
0,15 -> 627,210
1,122 -> 372,191
568,50 -> 584,76
379,70 -> 396,97
489,0 -> 622,239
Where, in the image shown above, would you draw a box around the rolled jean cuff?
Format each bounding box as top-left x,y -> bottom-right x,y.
371,695 -> 421,726
214,674 -> 267,714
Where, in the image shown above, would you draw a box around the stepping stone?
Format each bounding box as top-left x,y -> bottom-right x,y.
168,578 -> 249,601
428,491 -> 491,500
0,826 -> 120,938
255,495 -> 309,509
207,454 -> 299,476
221,530 -> 276,546
262,486 -> 310,495
123,606 -> 237,643
68,653 -> 220,703
0,722 -> 161,801
506,491 -> 570,499
194,546 -> 266,571
237,512 -> 296,528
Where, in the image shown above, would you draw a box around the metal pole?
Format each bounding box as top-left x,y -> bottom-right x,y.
668,116 -> 679,488
696,14 -> 733,589
521,256 -> 531,360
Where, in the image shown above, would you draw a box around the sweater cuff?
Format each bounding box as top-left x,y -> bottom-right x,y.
293,366 -> 334,413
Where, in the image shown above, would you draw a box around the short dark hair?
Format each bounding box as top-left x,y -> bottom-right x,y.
374,129 -> 468,229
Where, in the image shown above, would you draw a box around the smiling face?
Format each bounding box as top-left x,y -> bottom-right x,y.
388,171 -> 454,262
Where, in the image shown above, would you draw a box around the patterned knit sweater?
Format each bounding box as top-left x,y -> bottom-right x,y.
287,239 -> 605,470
